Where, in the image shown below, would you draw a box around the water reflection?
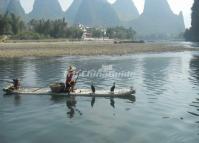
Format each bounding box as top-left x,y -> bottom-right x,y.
190,56 -> 199,85
3,94 -> 21,106
190,42 -> 199,48
22,61 -> 37,87
1,53 -> 199,142
110,97 -> 115,108
188,98 -> 199,118
33,58 -> 66,85
89,95 -> 134,108
188,55 -> 199,126
66,96 -> 82,119
0,58 -> 25,84
14,95 -> 21,106
142,57 -> 170,103
50,95 -> 66,103
91,97 -> 95,107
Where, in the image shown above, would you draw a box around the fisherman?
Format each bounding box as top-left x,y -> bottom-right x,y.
13,79 -> 20,90
65,66 -> 77,92
8,78 -> 20,91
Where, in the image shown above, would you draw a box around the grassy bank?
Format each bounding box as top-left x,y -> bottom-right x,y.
0,40 -> 197,58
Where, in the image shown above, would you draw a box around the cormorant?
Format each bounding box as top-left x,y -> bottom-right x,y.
91,82 -> 95,94
110,82 -> 115,93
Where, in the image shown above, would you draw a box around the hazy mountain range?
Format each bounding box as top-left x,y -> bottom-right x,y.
0,0 -> 25,18
0,0 -> 185,37
112,0 -> 139,22
71,0 -> 119,26
129,0 -> 185,36
29,0 -> 63,20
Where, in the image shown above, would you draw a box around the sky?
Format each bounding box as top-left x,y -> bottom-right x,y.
20,0 -> 194,28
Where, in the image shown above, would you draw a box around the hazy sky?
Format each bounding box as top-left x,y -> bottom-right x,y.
20,0 -> 193,28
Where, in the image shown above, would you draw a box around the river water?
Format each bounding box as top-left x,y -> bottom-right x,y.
0,44 -> 199,143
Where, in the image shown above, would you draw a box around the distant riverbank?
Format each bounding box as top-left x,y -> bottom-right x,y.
0,40 -> 198,58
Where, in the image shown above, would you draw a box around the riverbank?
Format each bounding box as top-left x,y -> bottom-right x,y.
0,40 -> 198,58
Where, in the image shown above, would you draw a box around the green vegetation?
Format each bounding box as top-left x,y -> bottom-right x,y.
0,13 -> 136,40
65,26 -> 83,39
28,18 -> 83,39
106,27 -> 136,40
0,13 -> 25,35
29,18 -> 67,38
90,28 -> 104,38
12,32 -> 41,40
184,0 -> 199,42
87,27 -> 136,39
0,14 -> 83,40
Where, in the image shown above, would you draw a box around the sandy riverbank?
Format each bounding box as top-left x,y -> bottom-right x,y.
0,40 -> 198,58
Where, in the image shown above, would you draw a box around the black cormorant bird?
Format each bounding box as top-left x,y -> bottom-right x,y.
91,82 -> 95,94
110,82 -> 115,93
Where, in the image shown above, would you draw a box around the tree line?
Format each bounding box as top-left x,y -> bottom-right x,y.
0,13 -> 83,40
106,27 -> 136,40
89,27 -> 136,40
184,0 -> 199,42
28,19 -> 83,39
0,13 -> 25,35
0,13 -> 136,40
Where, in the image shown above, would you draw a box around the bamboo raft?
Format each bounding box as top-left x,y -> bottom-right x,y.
3,87 -> 136,98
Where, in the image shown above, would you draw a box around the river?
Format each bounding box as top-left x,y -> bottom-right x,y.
0,43 -> 199,143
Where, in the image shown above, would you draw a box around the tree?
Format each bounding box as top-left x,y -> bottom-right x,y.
29,18 -> 68,38
0,13 -> 25,35
10,13 -> 25,35
0,14 -> 12,35
66,26 -> 83,39
106,26 -> 136,40
184,0 -> 199,41
91,28 -> 104,38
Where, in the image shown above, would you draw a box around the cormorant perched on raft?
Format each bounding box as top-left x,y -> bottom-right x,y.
91,82 -> 95,94
110,82 -> 115,93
